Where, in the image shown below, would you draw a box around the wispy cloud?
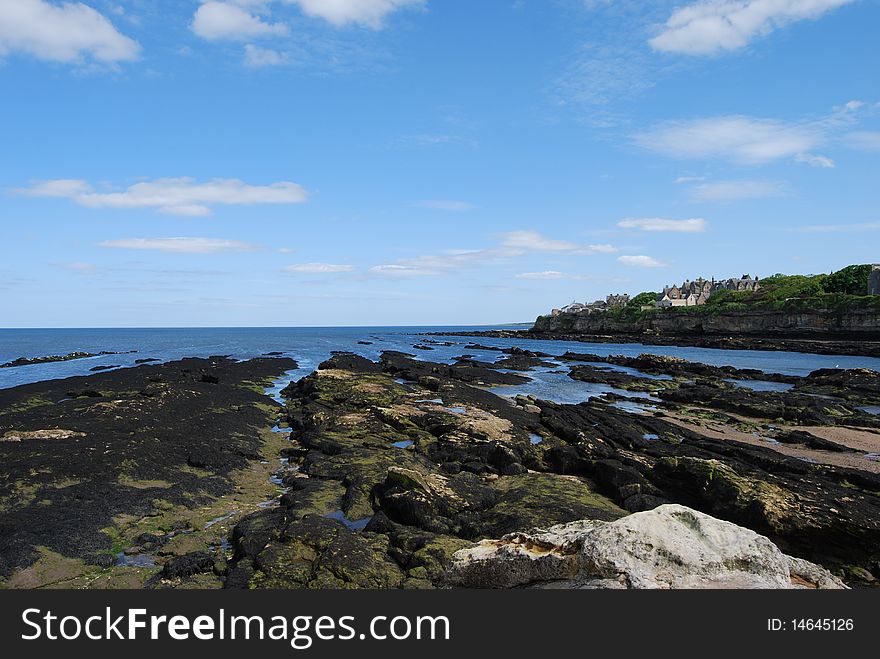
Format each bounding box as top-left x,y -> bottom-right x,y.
393,134 -> 477,149
284,263 -> 354,274
634,116 -> 824,165
17,177 -> 308,216
369,264 -> 437,277
618,255 -> 669,268
57,262 -> 98,275
844,131 -> 880,152
515,271 -> 599,281
368,231 -> 618,278
794,153 -> 835,168
0,0 -> 140,64
414,200 -> 476,212
100,238 -> 264,254
550,1 -> 670,124
793,222 -> 880,234
244,43 -> 289,67
634,101 -> 872,166
499,231 -> 617,255
618,218 -> 708,233
650,0 -> 856,56
689,180 -> 786,201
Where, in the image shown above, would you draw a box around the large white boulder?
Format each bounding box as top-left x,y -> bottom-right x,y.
446,504 -> 846,590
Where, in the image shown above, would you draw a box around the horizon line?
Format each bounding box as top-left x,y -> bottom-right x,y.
0,322 -> 534,331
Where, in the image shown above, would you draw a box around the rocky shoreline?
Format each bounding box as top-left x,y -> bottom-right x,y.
1,350 -> 138,369
429,329 -> 880,357
1,347 -> 878,589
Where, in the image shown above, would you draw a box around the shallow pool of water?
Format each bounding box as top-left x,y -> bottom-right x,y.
325,511 -> 372,531
724,379 -> 794,393
116,552 -> 156,568
612,400 -> 659,415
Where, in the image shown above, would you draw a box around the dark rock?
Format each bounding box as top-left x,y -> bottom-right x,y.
87,553 -> 117,569
0,356 -> 296,578
776,431 -> 855,453
163,552 -> 215,579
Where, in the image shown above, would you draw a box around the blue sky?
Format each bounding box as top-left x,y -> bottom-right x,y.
1,0 -> 878,328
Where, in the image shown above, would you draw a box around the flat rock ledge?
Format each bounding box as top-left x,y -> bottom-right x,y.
445,504 -> 846,590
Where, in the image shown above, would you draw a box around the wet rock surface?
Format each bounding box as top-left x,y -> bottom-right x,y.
2,342 -> 878,589
1,351 -> 137,369
0,356 -> 296,586
227,348 -> 879,589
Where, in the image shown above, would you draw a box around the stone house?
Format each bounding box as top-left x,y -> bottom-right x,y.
659,274 -> 760,307
606,294 -> 630,309
870,265 -> 880,295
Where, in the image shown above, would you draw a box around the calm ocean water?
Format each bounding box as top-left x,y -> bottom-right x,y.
1,327 -> 879,403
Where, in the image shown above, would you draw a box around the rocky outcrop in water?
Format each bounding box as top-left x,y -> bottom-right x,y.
1,351 -> 137,369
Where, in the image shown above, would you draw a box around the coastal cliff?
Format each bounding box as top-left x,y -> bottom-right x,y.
532,308 -> 880,339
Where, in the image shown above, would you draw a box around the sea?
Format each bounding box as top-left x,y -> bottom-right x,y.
1,326 -> 879,405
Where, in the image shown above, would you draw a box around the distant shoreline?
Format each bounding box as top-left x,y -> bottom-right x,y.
430,329 -> 880,358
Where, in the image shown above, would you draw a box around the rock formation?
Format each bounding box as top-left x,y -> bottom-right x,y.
446,505 -> 847,589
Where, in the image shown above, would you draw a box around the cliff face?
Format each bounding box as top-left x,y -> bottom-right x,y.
532,308 -> 880,338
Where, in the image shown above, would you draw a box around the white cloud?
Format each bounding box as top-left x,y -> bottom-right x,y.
244,43 -> 288,66
287,0 -> 423,28
18,177 -> 308,216
60,261 -> 97,274
634,116 -> 824,165
515,271 -> 599,281
193,2 -> 288,41
415,200 -> 476,212
369,264 -> 437,277
618,255 -> 668,268
0,0 -> 140,64
394,133 -> 478,149
284,263 -> 354,273
689,180 -> 785,201
19,179 -> 93,198
516,271 -> 569,281
844,131 -> 880,152
794,153 -> 835,168
674,176 -> 706,184
618,218 -> 708,233
650,0 -> 856,55
500,230 -> 578,252
100,238 -> 263,254
498,230 -> 617,255
368,231 -> 619,279
793,222 -> 880,233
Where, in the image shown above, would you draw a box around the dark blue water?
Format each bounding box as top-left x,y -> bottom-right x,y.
1,327 -> 879,398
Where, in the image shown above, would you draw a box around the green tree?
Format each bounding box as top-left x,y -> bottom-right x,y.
628,291 -> 659,307
824,264 -> 872,295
